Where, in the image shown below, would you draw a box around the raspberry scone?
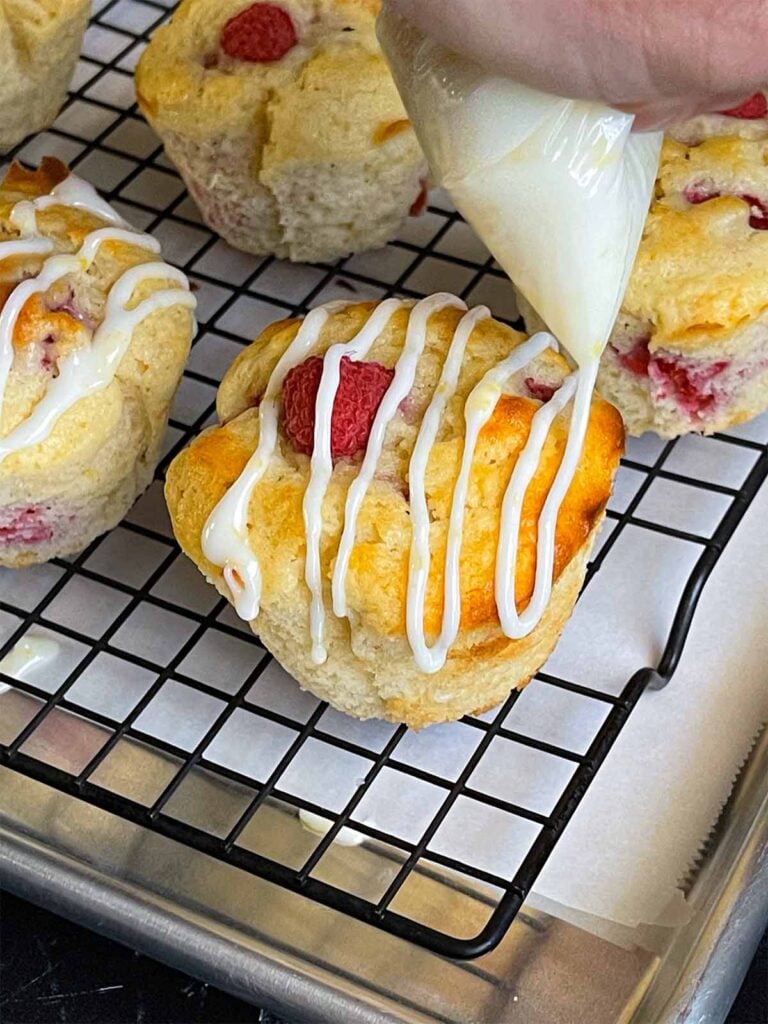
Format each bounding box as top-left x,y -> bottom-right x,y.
1,0 -> 90,153
668,91 -> 768,146
0,159 -> 196,567
166,298 -> 623,727
136,0 -> 427,264
519,128 -> 768,437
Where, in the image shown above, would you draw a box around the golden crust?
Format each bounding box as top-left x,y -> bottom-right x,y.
0,159 -> 195,560
0,2 -> 90,153
0,0 -> 89,66
0,0 -> 87,34
135,0 -> 425,263
166,302 -> 623,723
136,0 -> 391,143
627,137 -> 768,352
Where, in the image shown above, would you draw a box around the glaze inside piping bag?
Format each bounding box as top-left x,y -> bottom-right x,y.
376,7 -> 662,367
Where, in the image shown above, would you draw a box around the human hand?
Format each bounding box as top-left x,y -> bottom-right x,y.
385,0 -> 768,129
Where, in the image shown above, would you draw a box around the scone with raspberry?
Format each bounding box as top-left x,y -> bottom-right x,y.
520,123 -> 768,437
136,0 -> 427,263
0,159 -> 195,567
166,298 -> 623,727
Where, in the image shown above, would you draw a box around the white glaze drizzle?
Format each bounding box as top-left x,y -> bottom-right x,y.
495,362 -> 596,637
298,809 -> 365,846
202,304 -> 344,620
0,174 -> 194,464
32,174 -> 127,226
406,321 -> 553,671
0,262 -> 194,462
203,296 -> 600,673
0,634 -> 59,695
303,297 -> 406,664
331,293 -> 466,620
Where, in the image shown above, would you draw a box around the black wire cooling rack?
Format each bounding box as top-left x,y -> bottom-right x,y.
1,0 -> 767,962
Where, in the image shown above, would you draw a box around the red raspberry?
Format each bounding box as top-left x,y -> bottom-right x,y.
685,184 -> 719,205
685,185 -> 768,229
524,378 -> 558,402
651,356 -> 730,417
0,505 -> 54,545
221,3 -> 297,63
409,179 -> 429,216
282,355 -> 395,460
40,335 -> 57,372
718,92 -> 768,119
616,336 -> 651,376
742,194 -> 768,229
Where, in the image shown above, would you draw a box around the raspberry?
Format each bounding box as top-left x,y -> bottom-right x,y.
0,506 -> 54,545
742,194 -> 768,229
524,378 -> 558,402
409,179 -> 429,216
718,92 -> 768,119
685,184 -> 718,205
615,336 -> 651,376
221,3 -> 297,63
651,356 -> 730,417
282,355 -> 395,460
40,335 -> 56,372
684,185 -> 768,229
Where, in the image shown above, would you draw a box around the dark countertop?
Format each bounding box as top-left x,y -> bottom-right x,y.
1,890 -> 766,1023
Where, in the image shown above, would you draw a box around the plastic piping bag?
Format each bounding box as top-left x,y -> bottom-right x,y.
377,8 -> 663,367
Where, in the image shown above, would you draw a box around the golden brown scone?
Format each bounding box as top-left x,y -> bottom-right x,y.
519,127 -> 768,437
136,0 -> 427,263
0,159 -> 196,567
166,300 -> 623,727
0,0 -> 90,153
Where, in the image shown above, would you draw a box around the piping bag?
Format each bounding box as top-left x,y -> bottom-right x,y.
377,8 -> 663,369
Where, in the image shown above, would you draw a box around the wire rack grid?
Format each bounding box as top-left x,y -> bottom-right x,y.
1,0 -> 767,962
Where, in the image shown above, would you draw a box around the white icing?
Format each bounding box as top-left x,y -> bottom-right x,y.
331,293 -> 465,620
377,9 -> 661,368
406,324 -> 552,671
202,304 -> 342,620
0,174 -> 194,464
496,363 -> 595,637
298,809 -> 365,846
35,175 -> 127,226
0,262 -> 194,462
303,297 -> 406,664
0,237 -> 54,260
0,634 -> 59,695
203,296 -> 601,674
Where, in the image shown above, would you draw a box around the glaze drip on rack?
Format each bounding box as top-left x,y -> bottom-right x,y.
202,295 -> 598,673
0,635 -> 59,696
0,174 -> 196,464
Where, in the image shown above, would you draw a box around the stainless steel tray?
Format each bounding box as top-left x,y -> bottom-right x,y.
1,725 -> 767,1024
1,2 -> 767,1021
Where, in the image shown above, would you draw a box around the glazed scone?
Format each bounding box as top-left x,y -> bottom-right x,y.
166,298 -> 623,728
519,128 -> 768,438
136,0 -> 428,263
0,0 -> 90,153
0,159 -> 196,567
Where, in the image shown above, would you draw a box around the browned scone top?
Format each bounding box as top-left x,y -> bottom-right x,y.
166,301 -> 624,727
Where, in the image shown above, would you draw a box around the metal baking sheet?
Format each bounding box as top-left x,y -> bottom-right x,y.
1,1 -> 767,1021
